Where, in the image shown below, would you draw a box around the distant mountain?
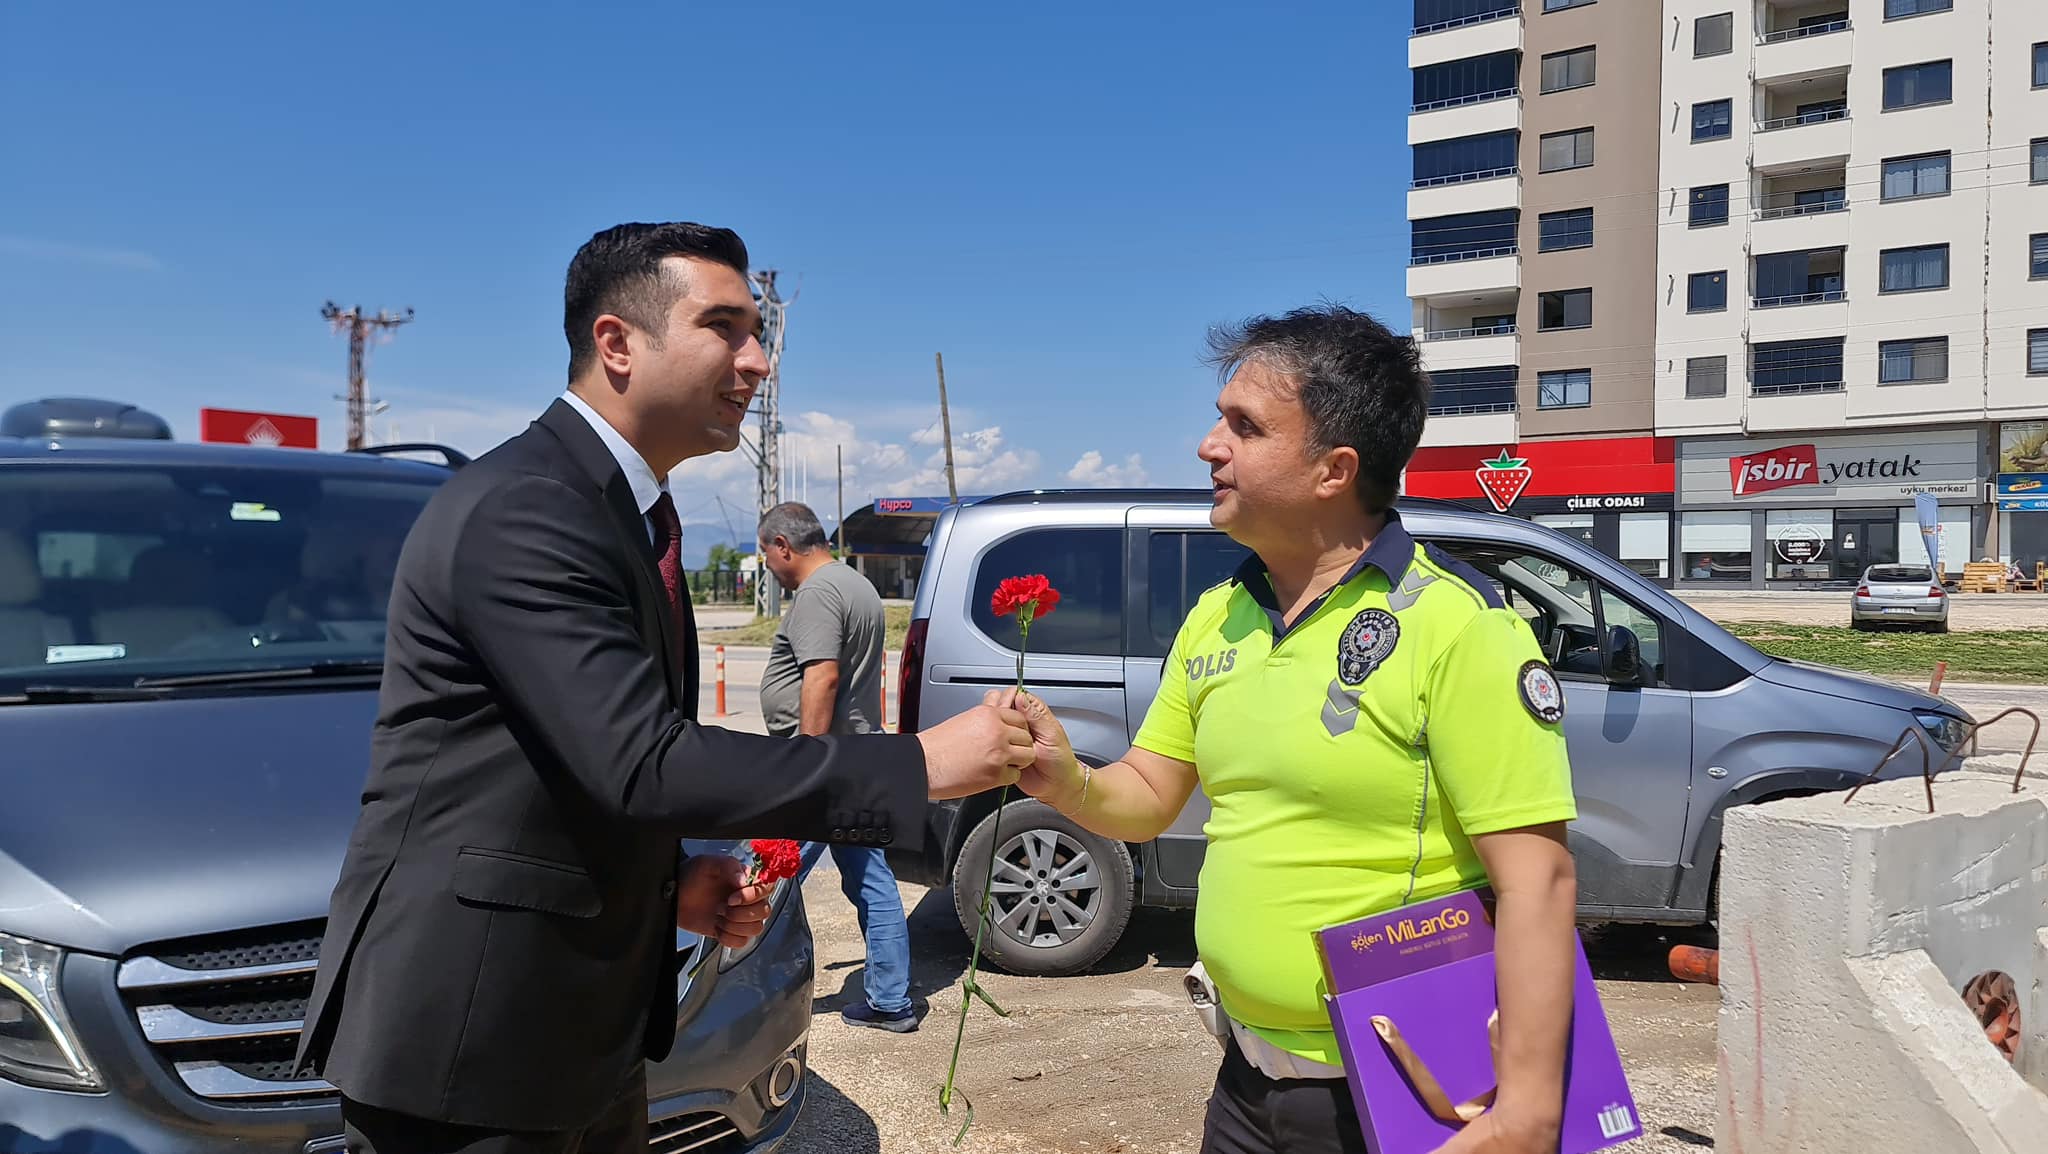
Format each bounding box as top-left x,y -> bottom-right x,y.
680,522 -> 744,569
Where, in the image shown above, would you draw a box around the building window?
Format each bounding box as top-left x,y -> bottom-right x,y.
1686,356 -> 1728,398
1878,337 -> 1949,385
1688,271 -> 1728,313
1766,510 -> 1835,581
1879,244 -> 1950,293
1411,208 -> 1520,264
2035,43 -> 2048,88
1537,208 -> 1594,251
2036,139 -> 2048,184
1412,130 -> 1520,187
1883,61 -> 1953,110
1428,365 -> 1519,414
1543,0 -> 1595,11
1689,184 -> 1730,227
1881,152 -> 1950,201
1753,338 -> 1846,394
1682,511 -> 1752,582
1413,51 -> 1521,110
1885,0 -> 1951,17
1539,128 -> 1595,172
1695,13 -> 1734,57
2031,329 -> 2048,377
1755,247 -> 1845,306
2032,234 -> 2048,280
1538,289 -> 1593,332
1540,46 -> 1596,93
1692,100 -> 1733,142
1537,369 -> 1592,409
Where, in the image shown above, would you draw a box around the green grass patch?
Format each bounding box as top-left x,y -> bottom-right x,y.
1722,623 -> 2048,684
701,604 -> 914,651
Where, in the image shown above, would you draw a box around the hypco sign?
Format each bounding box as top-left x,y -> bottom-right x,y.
1684,429 -> 1983,507
199,408 -> 318,449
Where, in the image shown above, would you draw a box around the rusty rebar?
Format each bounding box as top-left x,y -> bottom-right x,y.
1843,724 -> 1941,813
1841,706 -> 2041,812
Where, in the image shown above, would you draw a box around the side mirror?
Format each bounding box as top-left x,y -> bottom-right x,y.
1605,625 -> 1642,685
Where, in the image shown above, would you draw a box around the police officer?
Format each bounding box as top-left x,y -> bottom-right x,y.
1012,306 -> 1579,1154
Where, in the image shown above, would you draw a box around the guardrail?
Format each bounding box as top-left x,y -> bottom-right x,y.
1760,18 -> 1850,44
1423,323 -> 1518,341
1758,106 -> 1849,133
1753,289 -> 1847,309
1411,7 -> 1517,36
1757,196 -> 1848,220
1426,401 -> 1519,416
1410,244 -> 1519,267
1751,381 -> 1846,397
1411,165 -> 1519,189
1412,87 -> 1518,113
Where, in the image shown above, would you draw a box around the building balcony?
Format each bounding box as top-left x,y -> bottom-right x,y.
1418,405 -> 1518,449
1752,70 -> 1851,170
1407,248 -> 1520,299
1409,4 -> 1521,69
1407,168 -> 1520,219
1743,385 -> 1849,434
1418,326 -> 1518,374
1755,4 -> 1853,80
1752,167 -> 1851,251
1409,92 -> 1521,146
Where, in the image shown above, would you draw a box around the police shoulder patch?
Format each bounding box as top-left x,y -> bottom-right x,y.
1337,608 -> 1400,686
1517,659 -> 1566,724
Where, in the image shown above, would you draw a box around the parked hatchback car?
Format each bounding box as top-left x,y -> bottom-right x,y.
0,416 -> 809,1153
888,488 -> 1975,977
1851,563 -> 1949,632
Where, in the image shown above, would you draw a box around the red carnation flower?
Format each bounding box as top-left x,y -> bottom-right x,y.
991,575 -> 1059,620
746,839 -> 802,887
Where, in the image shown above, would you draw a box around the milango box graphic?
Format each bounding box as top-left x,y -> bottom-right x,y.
1313,889 -> 1640,1154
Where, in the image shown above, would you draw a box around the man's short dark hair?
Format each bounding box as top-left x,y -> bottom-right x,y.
563,222 -> 750,381
1205,304 -> 1430,514
758,502 -> 829,553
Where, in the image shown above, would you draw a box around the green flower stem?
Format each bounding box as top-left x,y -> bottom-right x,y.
938,608 -> 1033,1144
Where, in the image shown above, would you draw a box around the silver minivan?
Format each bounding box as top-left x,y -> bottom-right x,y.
888,488 -> 1975,977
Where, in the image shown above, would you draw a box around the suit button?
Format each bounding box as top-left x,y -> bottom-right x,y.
660,880 -> 677,900
831,828 -> 846,841
878,830 -> 893,846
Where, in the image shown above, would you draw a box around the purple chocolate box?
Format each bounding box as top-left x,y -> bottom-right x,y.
1313,889 -> 1641,1154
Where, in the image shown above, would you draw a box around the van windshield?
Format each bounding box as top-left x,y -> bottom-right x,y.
0,462 -> 442,692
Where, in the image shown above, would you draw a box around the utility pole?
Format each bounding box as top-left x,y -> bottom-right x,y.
321,302 -> 413,451
934,352 -> 959,503
835,443 -> 845,555
750,271 -> 789,618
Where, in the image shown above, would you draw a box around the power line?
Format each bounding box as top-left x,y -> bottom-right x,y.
320,302 -> 412,450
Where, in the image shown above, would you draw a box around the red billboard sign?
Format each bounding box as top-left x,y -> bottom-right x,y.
199,408 -> 318,449
1406,436 -> 1675,511
1727,443 -> 1819,496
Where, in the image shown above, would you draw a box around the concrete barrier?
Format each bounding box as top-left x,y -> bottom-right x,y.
1717,769 -> 2048,1153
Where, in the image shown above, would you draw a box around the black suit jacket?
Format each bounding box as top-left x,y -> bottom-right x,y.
296,400 -> 926,1130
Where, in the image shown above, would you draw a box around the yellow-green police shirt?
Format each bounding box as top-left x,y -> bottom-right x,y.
1132,510 -> 1577,1066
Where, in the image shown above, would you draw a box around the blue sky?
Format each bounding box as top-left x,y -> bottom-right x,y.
1,1 -> 1411,533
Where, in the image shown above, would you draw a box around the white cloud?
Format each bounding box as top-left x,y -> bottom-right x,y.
0,234 -> 163,272
1066,450 -> 1149,487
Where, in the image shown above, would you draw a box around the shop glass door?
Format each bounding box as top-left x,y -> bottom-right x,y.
1833,511 -> 1899,579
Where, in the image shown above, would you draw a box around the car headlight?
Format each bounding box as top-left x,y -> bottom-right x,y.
718,877 -> 794,973
0,931 -> 103,1092
1916,711 -> 1969,755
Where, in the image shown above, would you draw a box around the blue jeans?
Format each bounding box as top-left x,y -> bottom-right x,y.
798,841 -> 912,1013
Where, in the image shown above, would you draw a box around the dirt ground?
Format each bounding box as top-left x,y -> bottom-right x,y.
1674,588 -> 2048,632
778,864 -> 1720,1154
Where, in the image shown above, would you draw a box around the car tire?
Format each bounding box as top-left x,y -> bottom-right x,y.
951,797 -> 1135,977
1931,620 -> 1949,634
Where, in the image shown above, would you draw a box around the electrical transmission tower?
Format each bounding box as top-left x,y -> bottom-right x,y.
321,302 -> 414,450
744,271 -> 791,618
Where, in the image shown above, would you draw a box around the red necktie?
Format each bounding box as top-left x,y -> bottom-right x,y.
649,491 -> 684,613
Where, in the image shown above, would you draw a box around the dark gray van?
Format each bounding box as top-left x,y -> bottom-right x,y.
0,413 -> 809,1153
889,488 -> 1974,977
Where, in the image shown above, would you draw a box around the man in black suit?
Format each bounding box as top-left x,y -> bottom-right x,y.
298,222 -> 1033,1154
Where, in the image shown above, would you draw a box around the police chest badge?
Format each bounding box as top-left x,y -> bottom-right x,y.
1518,659 -> 1566,724
1337,609 -> 1400,685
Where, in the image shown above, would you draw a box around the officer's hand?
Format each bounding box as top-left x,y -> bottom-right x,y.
1427,1108 -> 1559,1154
675,855 -> 774,949
918,691 -> 1033,800
1011,691 -> 1085,815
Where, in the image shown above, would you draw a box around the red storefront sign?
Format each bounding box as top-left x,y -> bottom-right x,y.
199,408 -> 318,449
1405,437 -> 1675,513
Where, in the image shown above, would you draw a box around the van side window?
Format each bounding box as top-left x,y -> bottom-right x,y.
1145,530 -> 1252,653
1430,541 -> 1666,685
970,528 -> 1124,656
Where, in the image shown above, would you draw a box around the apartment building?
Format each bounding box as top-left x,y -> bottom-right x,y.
1654,0 -> 2048,586
1403,0 -> 1676,583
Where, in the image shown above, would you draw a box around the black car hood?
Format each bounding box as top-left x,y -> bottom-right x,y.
0,689 -> 376,956
1754,657 -> 1957,716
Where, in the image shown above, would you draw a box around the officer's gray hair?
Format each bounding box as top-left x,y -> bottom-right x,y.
757,502 -> 829,553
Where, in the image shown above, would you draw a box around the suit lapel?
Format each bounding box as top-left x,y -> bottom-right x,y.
534,401 -> 685,705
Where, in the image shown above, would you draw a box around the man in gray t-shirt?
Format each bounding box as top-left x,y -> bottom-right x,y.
756,502 -> 917,1032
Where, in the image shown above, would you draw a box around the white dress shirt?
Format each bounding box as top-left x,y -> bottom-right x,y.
558,390 -> 666,546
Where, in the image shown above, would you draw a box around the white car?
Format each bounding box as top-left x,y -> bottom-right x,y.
1851,564 -> 1949,632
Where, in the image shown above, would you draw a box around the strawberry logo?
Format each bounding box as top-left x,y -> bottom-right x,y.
1474,449 -> 1532,513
